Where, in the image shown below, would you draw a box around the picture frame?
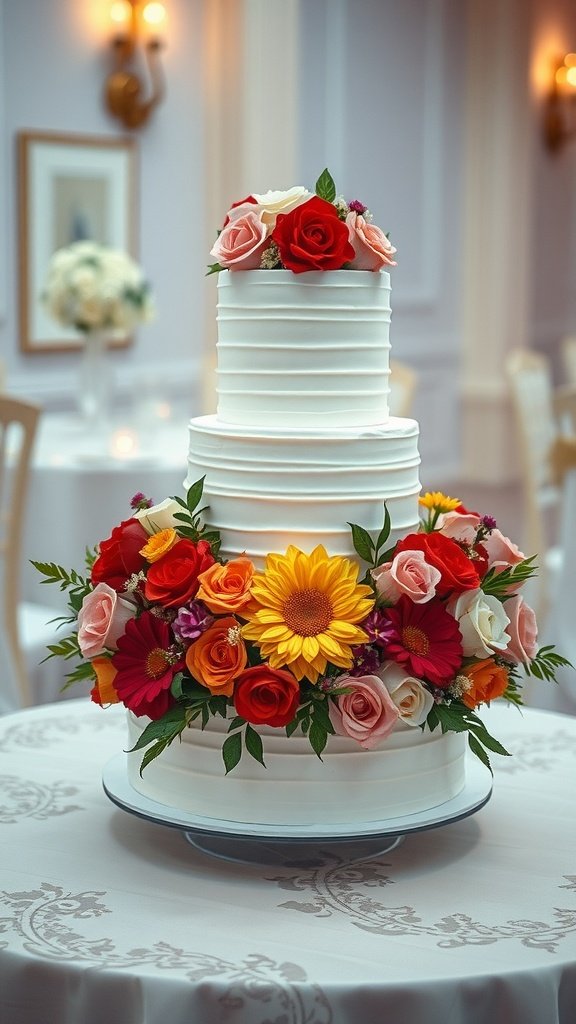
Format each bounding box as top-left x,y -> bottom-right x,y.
17,131 -> 138,353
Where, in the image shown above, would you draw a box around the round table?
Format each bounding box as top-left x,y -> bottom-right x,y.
1,699 -> 575,1024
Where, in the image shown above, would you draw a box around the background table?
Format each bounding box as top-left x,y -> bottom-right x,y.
20,408 -> 190,609
1,699 -> 575,1023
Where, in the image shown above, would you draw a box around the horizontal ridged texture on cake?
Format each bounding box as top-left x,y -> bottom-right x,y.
186,415 -> 421,567
127,712 -> 466,825
216,269 -> 391,427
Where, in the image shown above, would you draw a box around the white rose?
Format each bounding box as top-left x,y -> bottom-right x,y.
250,186 -> 311,224
377,662 -> 433,727
134,497 -> 182,535
448,588 -> 510,658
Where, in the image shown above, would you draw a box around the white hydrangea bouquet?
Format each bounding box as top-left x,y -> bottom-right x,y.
42,240 -> 153,338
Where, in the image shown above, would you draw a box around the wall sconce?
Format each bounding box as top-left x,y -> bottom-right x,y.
543,54 -> 576,153
105,1 -> 167,130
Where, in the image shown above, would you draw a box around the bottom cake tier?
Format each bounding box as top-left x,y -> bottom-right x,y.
126,714 -> 467,827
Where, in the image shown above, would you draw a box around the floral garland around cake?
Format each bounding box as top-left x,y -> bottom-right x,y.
208,169 -> 396,275
34,483 -> 570,776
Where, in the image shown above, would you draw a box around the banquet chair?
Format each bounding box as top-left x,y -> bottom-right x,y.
505,349 -> 563,620
562,336 -> 576,386
389,359 -> 417,417
0,396 -> 62,710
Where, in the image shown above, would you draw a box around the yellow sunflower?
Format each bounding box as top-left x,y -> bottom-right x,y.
241,545 -> 375,683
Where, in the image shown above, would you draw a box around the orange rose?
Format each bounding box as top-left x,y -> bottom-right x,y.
462,658 -> 509,709
186,616 -> 247,696
90,656 -> 120,705
196,558 -> 255,614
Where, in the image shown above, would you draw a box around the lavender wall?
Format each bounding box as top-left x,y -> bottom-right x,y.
0,0 -> 206,411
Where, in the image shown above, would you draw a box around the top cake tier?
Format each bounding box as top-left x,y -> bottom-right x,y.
215,269 -> 391,428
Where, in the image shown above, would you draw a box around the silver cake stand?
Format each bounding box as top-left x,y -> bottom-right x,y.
102,754 -> 493,866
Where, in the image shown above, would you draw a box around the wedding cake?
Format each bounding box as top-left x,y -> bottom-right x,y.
127,209 -> 467,825
39,174 -> 558,834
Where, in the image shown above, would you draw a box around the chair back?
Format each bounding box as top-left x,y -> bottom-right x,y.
562,336 -> 576,386
389,360 -> 417,418
505,349 -> 561,620
0,396 -> 41,707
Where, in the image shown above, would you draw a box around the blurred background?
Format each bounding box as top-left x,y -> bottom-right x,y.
1,0 -> 576,707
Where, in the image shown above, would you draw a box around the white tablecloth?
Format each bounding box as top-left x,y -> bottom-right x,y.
20,410 -> 190,608
0,699 -> 575,1024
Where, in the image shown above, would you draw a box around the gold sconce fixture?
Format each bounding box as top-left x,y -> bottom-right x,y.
544,54 -> 576,153
105,1 -> 167,130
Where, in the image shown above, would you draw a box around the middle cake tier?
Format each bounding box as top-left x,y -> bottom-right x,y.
186,414 -> 421,567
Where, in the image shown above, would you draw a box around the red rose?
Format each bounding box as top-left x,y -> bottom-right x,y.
272,195 -> 355,273
395,531 -> 480,597
144,539 -> 215,607
234,665 -> 300,727
91,518 -> 149,592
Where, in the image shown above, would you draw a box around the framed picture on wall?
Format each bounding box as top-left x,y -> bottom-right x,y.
17,131 -> 137,352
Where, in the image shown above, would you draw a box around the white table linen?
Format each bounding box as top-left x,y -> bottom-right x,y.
0,698 -> 575,1024
20,410 -> 189,608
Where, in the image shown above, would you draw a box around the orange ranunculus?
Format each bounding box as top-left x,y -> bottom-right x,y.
462,658 -> 509,709
139,528 -> 179,563
195,557 -> 255,614
185,616 -> 247,696
90,656 -> 120,705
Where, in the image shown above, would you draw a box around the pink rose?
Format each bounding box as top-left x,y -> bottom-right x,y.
437,510 -> 481,545
504,595 -> 538,665
371,550 -> 441,604
77,582 -> 135,658
346,211 -> 397,271
330,674 -> 399,750
483,528 -> 525,571
210,209 -> 270,270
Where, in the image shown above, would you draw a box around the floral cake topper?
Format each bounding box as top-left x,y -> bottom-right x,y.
208,169 -> 397,275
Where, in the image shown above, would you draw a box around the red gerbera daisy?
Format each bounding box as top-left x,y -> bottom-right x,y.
382,596 -> 463,688
111,611 -> 183,719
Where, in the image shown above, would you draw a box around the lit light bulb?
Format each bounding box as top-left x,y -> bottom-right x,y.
564,53 -> 576,68
567,66 -> 576,88
142,2 -> 166,26
110,1 -> 132,26
556,66 -> 568,87
110,429 -> 138,458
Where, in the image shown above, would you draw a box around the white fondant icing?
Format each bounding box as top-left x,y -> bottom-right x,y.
186,415 -> 421,566
216,269 -> 391,427
135,266 -> 460,830
127,713 -> 467,826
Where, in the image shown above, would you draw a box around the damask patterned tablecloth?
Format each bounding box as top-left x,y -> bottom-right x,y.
0,699 -> 575,1024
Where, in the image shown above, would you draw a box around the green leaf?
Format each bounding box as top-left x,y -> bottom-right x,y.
186,477 -> 205,516
525,646 -> 573,683
222,731 -> 242,774
227,715 -> 245,732
285,718 -> 300,738
468,733 -> 492,773
309,721 -> 328,759
481,556 -> 538,599
206,262 -> 224,276
245,724 -> 266,767
348,522 -> 375,564
315,168 -> 336,204
128,705 -> 188,753
375,505 -> 391,556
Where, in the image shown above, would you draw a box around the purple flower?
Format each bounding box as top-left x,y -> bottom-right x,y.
172,600 -> 214,641
350,644 -> 381,676
348,199 -> 368,215
364,608 -> 395,649
481,514 -> 497,532
130,492 -> 153,511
